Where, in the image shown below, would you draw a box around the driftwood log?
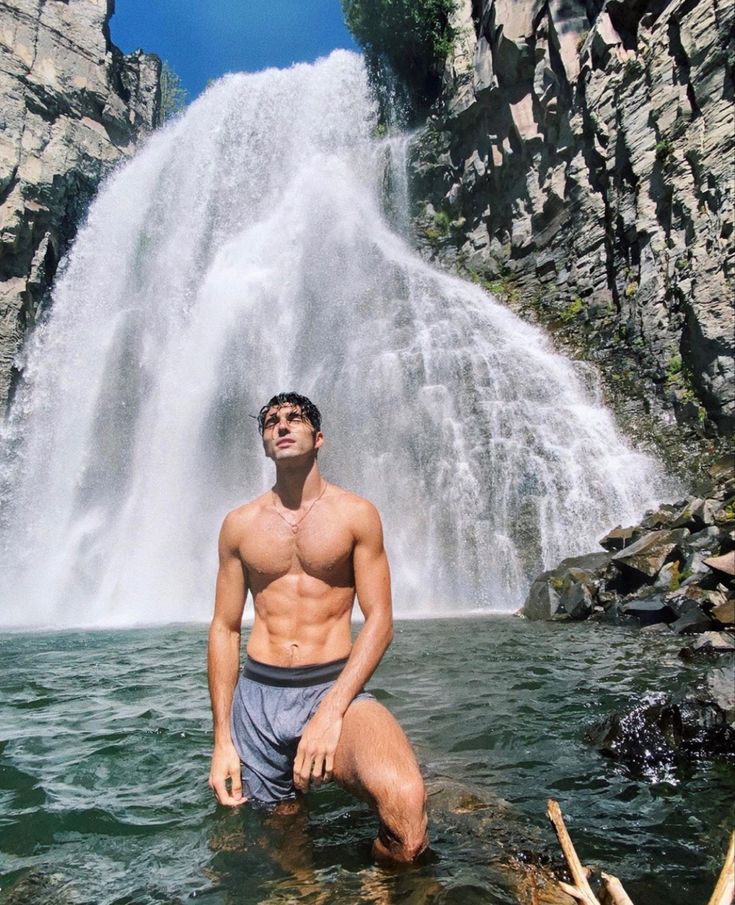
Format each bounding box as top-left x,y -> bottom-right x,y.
707,831 -> 734,905
547,799 -> 635,905
547,799 -> 734,905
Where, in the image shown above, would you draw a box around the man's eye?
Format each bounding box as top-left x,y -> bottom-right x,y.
289,414 -> 303,421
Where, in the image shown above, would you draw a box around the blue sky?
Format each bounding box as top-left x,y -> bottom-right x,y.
110,0 -> 359,100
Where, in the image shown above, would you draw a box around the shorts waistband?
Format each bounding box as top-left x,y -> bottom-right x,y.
243,656 -> 348,687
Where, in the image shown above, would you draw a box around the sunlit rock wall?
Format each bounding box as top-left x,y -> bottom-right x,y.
410,0 -> 734,447
0,0 -> 160,408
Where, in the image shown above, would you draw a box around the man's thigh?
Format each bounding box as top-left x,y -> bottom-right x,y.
332,698 -> 423,805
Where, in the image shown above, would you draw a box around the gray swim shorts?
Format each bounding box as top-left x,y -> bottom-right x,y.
230,656 -> 375,805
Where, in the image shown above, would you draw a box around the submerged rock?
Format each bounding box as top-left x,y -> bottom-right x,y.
692,632 -> 735,652
425,775 -> 577,905
1,871 -> 77,905
589,693 -> 735,778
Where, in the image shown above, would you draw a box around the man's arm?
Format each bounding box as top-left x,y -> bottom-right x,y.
293,498 -> 393,792
207,511 -> 247,806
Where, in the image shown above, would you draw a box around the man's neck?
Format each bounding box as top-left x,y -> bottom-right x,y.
273,459 -> 324,510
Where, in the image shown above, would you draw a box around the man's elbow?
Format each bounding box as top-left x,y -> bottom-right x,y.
377,613 -> 394,649
208,614 -> 241,642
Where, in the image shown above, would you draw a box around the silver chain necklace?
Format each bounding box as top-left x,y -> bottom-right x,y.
272,482 -> 327,533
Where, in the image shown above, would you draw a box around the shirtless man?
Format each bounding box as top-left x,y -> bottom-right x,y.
207,392 -> 428,862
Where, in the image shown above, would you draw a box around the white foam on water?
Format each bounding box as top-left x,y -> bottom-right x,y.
0,52 -> 676,628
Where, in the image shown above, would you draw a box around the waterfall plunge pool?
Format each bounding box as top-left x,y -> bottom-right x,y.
1,616 -> 730,904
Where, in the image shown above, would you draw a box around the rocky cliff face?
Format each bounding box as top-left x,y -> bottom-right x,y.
0,0 -> 160,408
409,0 -> 734,465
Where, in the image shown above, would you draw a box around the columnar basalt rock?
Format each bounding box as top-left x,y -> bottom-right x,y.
0,0 -> 160,408
409,0 -> 734,455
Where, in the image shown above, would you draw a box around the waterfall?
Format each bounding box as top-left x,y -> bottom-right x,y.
0,52 -> 675,628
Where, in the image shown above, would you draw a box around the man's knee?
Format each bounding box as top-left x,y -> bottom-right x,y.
398,773 -> 427,820
376,772 -> 428,860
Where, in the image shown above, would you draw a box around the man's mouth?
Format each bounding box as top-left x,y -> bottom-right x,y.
276,438 -> 295,447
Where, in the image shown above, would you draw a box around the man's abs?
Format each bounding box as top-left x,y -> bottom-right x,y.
245,581 -> 355,667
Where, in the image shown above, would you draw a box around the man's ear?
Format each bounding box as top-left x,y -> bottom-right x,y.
314,431 -> 324,451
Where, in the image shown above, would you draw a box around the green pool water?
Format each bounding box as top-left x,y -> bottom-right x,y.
0,617 -> 732,904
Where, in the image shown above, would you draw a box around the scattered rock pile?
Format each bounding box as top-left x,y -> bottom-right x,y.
521,458 -> 734,636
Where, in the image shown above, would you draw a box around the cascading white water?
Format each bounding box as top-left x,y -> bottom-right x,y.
0,52 -> 676,628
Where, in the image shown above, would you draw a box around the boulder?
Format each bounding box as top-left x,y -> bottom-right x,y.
709,454 -> 735,488
686,526 -> 721,550
598,525 -> 637,551
622,597 -> 676,626
712,598 -> 735,626
690,632 -> 735,653
669,609 -> 715,635
713,500 -> 735,529
654,560 -> 680,590
662,592 -> 704,619
680,632 -> 735,654
559,580 -> 594,620
589,693 -> 735,777
641,503 -> 688,530
704,551 -> 735,577
611,529 -> 688,579
522,572 -> 560,620
669,499 -> 707,530
707,667 -> 735,725
698,499 -> 725,527
679,631 -> 735,661
520,551 -> 612,620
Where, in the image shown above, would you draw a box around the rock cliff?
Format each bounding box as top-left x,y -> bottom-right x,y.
0,0 -> 160,408
409,0 -> 734,466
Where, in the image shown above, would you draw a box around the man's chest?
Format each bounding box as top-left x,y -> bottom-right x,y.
241,516 -> 355,584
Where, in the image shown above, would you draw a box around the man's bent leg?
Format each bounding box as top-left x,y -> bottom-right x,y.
332,699 -> 428,863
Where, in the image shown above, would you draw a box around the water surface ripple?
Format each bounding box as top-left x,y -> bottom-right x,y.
0,619 -> 731,904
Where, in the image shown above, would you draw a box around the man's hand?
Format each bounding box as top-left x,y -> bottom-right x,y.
209,741 -> 246,807
293,702 -> 343,793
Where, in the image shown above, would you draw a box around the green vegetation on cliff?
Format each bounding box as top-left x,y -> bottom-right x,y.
160,61 -> 187,122
341,0 -> 455,113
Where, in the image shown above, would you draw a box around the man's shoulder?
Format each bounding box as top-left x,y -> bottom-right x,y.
221,492 -> 270,531
327,485 -> 381,526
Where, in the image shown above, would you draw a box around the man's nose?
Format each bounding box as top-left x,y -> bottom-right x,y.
277,419 -> 290,434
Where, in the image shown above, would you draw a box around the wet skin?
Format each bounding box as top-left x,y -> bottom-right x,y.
207,403 -> 428,862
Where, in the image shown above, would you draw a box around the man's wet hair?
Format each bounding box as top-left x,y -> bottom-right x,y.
256,392 -> 322,436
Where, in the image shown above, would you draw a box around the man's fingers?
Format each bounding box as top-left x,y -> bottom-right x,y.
211,775 -> 227,805
210,765 -> 245,807
324,753 -> 335,783
311,752 -> 326,786
293,745 -> 315,792
230,766 -> 244,802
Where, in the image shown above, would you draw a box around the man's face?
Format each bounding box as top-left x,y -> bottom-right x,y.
261,403 -> 323,462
